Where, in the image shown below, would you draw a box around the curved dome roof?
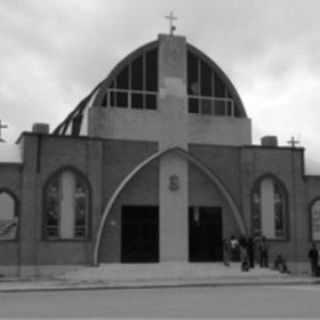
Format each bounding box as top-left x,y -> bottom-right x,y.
54,38 -> 247,135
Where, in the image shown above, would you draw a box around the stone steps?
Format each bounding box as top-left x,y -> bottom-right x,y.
57,262 -> 289,282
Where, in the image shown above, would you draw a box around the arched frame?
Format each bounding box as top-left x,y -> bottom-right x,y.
42,166 -> 92,241
93,147 -> 247,265
250,173 -> 290,241
0,188 -> 20,241
309,197 -> 320,242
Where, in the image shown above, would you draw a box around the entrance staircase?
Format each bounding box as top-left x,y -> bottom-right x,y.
57,262 -> 292,286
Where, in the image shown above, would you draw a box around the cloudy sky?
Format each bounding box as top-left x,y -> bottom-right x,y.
1,0 -> 320,172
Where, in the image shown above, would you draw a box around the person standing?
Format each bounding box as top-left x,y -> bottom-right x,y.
230,235 -> 239,262
247,237 -> 255,268
259,236 -> 269,268
239,236 -> 249,271
223,238 -> 231,266
308,242 -> 319,277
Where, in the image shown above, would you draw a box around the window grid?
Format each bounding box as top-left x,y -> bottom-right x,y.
103,49 -> 158,110
187,50 -> 236,117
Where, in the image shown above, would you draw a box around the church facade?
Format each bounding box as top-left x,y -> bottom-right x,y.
0,33 -> 320,276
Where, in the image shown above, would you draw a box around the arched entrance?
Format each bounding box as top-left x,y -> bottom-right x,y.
93,147 -> 247,265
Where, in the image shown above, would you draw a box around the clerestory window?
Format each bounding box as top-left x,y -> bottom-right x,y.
102,48 -> 158,110
187,50 -> 238,117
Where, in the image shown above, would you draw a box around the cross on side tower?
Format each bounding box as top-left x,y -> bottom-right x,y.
165,11 -> 177,35
0,120 -> 8,141
287,136 -> 300,148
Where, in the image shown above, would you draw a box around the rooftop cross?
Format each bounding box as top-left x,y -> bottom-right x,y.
165,11 -> 177,35
0,120 -> 8,141
287,136 -> 300,148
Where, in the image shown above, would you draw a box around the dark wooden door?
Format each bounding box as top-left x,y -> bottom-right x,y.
121,206 -> 159,263
189,207 -> 223,262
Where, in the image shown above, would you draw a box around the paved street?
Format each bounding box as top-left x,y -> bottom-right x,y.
0,285 -> 319,318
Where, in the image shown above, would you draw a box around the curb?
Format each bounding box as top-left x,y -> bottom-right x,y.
0,278 -> 319,293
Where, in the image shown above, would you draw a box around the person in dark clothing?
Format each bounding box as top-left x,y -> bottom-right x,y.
247,237 -> 255,268
259,236 -> 269,268
274,254 -> 289,273
308,242 -> 319,277
239,236 -> 249,271
223,238 -> 231,266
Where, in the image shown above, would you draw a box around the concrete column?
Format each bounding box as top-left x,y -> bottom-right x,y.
158,34 -> 189,261
60,171 -> 76,238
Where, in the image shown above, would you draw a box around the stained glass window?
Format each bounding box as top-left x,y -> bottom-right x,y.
251,178 -> 287,240
44,170 -> 89,240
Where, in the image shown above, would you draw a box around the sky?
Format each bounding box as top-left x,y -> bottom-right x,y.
1,0 -> 320,172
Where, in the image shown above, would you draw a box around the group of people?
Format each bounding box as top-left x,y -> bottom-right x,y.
223,235 -> 320,276
223,235 -> 288,273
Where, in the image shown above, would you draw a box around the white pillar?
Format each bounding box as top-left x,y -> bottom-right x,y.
60,172 -> 76,238
158,34 -> 189,261
261,178 -> 275,238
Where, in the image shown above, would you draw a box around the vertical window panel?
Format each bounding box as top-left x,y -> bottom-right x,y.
146,49 -> 158,92
214,73 -> 225,97
200,61 -> 212,96
214,100 -> 226,116
116,92 -> 128,108
146,94 -> 157,110
188,98 -> 199,113
117,66 -> 129,90
201,99 -> 212,115
188,52 -> 199,95
131,56 -> 143,91
131,93 -> 143,109
311,200 -> 320,241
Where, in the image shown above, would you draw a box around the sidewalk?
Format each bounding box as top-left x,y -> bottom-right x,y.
0,263 -> 318,292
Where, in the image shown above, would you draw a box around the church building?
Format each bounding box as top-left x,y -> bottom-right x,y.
0,31 -> 320,276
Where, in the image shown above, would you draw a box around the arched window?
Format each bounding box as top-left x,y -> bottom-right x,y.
310,199 -> 320,241
251,177 -> 287,240
187,50 -> 238,117
102,48 -> 158,110
0,190 -> 18,240
44,170 -> 90,240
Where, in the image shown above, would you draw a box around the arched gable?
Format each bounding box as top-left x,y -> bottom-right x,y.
54,38 -> 248,136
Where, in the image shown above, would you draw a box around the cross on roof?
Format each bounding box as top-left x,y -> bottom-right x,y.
287,136 -> 300,148
0,120 -> 8,141
165,11 -> 177,35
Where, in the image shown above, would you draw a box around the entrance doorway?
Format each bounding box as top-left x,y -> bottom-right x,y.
189,206 -> 223,262
121,206 -> 159,263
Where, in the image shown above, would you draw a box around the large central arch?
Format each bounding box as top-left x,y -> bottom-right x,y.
93,147 -> 247,265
